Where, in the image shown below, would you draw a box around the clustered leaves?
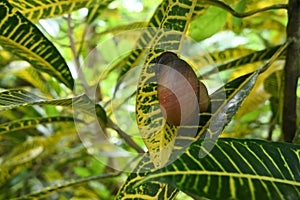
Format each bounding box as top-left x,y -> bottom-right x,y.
0,0 -> 299,199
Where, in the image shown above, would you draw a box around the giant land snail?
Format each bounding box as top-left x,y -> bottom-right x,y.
154,51 -> 210,126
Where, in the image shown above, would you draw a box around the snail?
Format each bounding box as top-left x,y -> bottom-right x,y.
155,51 -> 210,126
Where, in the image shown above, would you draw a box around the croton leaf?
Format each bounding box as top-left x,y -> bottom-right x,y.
0,116 -> 78,134
0,138 -> 44,186
135,0 -> 207,168
138,138 -> 300,200
8,0 -> 113,21
115,155 -> 179,200
15,173 -> 120,199
203,45 -> 283,76
0,0 -> 74,89
0,89 -> 94,114
0,89 -> 107,133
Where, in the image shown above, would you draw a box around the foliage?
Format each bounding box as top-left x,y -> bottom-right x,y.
0,0 -> 299,199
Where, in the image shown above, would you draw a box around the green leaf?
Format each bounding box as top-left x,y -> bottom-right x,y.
0,89 -> 107,132
8,0 -> 114,21
209,47 -> 254,64
0,89 -> 45,108
190,6 -> 227,41
97,21 -> 148,36
0,116 -> 77,134
203,45 -> 284,77
264,70 -> 283,98
0,137 -> 45,186
1,140 -> 43,167
0,0 -> 74,89
139,138 -> 300,200
15,173 -> 120,199
216,45 -> 282,73
0,89 -> 93,114
116,155 -> 179,200
134,1 -> 207,168
73,167 -> 91,177
15,66 -> 52,96
232,0 -> 247,28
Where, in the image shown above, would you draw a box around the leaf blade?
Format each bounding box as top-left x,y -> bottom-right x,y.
8,0 -> 114,21
140,138 -> 300,200
135,0 -> 203,168
0,89 -> 94,114
0,116 -> 77,134
0,0 -> 74,89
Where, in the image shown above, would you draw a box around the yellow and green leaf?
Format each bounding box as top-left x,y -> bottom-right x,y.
0,89 -> 107,133
116,155 -> 179,200
135,0 -> 205,168
0,116 -> 77,134
0,129 -> 77,188
139,138 -> 300,200
215,45 -> 283,74
15,173 -> 120,200
8,0 -> 114,21
0,0 -> 74,89
0,89 -> 94,114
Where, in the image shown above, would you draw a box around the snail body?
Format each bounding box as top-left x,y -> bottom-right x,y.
155,52 -> 210,126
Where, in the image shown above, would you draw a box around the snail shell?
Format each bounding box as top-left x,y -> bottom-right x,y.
155,52 -> 210,126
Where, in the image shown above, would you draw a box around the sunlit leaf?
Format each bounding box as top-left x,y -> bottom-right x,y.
190,6 -> 227,41
8,0 -> 114,21
97,21 -> 148,37
22,72 -> 50,96
0,89 -> 93,114
0,0 -> 74,89
135,0 -> 208,168
0,116 -> 77,134
235,62 -> 284,119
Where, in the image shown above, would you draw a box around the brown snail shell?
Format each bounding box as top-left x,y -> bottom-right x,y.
155,52 -> 210,126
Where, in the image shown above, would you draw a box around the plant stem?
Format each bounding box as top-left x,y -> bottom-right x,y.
107,118 -> 145,153
282,0 -> 300,142
67,14 -> 90,95
202,0 -> 287,18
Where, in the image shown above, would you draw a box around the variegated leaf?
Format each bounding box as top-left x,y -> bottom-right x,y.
135,0 -> 204,168
0,116 -> 77,134
139,138 -> 300,200
8,0 -> 113,21
0,0 -> 74,89
0,89 -> 94,114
